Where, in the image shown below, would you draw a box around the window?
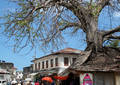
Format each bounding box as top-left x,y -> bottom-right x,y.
46,60 -> 48,68
55,58 -> 58,66
35,63 -> 37,70
38,62 -> 40,69
64,57 -> 69,66
0,75 -> 4,79
51,59 -> 53,67
72,58 -> 76,63
42,61 -> 44,69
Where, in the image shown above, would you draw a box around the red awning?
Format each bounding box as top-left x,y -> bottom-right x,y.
54,76 -> 68,80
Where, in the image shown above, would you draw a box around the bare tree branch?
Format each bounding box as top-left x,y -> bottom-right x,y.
45,22 -> 81,42
108,36 -> 120,39
59,22 -> 81,31
103,26 -> 120,37
23,0 -> 52,20
104,35 -> 120,40
2,0 -> 120,52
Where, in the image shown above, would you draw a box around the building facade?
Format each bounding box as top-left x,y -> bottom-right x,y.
32,48 -> 82,75
0,60 -> 16,81
0,61 -> 14,71
23,65 -> 33,79
0,68 -> 11,82
16,71 -> 23,81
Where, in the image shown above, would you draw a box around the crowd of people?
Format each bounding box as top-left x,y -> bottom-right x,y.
7,78 -> 56,85
6,73 -> 79,85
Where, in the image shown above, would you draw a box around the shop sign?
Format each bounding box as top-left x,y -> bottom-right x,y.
80,73 -> 93,85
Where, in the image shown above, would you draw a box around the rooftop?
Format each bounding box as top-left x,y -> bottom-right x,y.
32,48 -> 83,62
0,69 -> 9,74
69,47 -> 120,72
60,47 -> 120,75
54,48 -> 82,54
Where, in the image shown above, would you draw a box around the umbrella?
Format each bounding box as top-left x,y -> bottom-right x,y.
42,77 -> 53,83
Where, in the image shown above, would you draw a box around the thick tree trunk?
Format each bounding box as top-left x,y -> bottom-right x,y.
67,2 -> 104,52
86,32 -> 103,51
85,18 -> 103,51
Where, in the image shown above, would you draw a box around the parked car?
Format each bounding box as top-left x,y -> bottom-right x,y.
0,79 -> 7,85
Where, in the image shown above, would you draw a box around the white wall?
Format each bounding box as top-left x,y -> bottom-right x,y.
5,74 -> 11,82
0,74 -> 11,82
33,54 -> 78,73
58,54 -> 77,68
16,71 -> 23,80
33,55 -> 58,70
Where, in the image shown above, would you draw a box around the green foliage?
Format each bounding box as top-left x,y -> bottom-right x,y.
88,3 -> 102,18
107,40 -> 120,48
1,0 -> 120,53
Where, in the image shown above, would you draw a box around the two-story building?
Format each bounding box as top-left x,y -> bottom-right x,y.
0,60 -> 17,81
0,68 -> 11,82
32,48 -> 82,76
23,65 -> 33,79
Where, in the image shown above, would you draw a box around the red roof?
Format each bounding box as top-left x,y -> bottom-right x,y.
32,48 -> 82,62
53,48 -> 82,54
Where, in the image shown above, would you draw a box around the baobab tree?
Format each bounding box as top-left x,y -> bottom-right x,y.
1,0 -> 120,53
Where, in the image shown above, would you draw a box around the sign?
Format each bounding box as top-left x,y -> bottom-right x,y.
80,73 -> 93,85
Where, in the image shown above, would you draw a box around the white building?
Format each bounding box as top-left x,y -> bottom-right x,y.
0,68 -> 11,82
0,61 -> 17,81
16,71 -> 23,81
32,48 -> 82,75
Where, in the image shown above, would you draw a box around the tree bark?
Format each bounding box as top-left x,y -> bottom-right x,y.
85,18 -> 103,51
75,11 -> 103,51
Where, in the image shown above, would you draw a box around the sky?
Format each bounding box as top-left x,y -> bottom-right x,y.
0,0 -> 120,71
0,0 -> 87,70
0,0 -> 42,70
